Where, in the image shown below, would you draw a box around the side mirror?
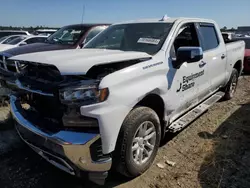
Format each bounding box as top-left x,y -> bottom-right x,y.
173,47 -> 203,69
19,42 -> 27,46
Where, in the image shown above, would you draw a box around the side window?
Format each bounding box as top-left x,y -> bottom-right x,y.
170,23 -> 200,59
25,37 -> 46,44
35,37 -> 46,43
199,24 -> 219,51
3,36 -> 17,44
84,26 -> 107,44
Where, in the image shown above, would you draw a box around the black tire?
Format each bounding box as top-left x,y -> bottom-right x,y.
113,106 -> 161,177
223,68 -> 239,100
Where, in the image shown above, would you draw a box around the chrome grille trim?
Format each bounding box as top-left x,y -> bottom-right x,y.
0,54 -> 24,73
0,55 -> 8,70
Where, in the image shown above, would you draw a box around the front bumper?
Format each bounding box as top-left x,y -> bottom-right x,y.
10,95 -> 112,184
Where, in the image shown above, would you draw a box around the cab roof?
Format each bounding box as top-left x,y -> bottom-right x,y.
114,17 -> 215,25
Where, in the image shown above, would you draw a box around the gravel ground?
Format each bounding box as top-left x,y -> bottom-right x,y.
1,76 -> 250,188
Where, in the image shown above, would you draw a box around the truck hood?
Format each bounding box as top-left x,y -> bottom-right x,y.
10,49 -> 152,75
0,44 -> 15,52
2,43 -> 72,57
245,49 -> 250,57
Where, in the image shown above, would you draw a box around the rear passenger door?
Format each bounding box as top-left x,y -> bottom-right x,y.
198,23 -> 227,92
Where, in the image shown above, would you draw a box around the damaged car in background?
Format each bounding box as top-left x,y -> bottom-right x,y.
3,16 -> 245,185
0,23 -> 110,99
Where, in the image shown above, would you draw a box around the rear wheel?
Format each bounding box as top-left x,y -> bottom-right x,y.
114,106 -> 161,177
223,68 -> 238,100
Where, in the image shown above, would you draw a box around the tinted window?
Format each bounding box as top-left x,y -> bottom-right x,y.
8,36 -> 27,45
84,26 -> 107,44
85,23 -> 172,55
0,36 -> 8,43
46,25 -> 91,45
2,36 -> 20,44
199,24 -> 219,51
25,37 -> 46,44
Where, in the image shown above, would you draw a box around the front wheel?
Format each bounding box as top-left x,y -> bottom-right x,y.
223,68 -> 239,100
114,106 -> 161,177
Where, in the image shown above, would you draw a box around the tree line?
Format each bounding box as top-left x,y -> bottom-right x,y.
0,26 -> 59,32
220,26 -> 237,32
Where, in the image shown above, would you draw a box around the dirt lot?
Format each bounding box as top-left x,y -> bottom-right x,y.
1,76 -> 250,188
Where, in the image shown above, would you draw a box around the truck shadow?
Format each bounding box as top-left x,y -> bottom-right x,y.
198,103 -> 250,188
0,129 -> 131,188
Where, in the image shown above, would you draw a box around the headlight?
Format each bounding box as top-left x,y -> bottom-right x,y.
59,83 -> 109,105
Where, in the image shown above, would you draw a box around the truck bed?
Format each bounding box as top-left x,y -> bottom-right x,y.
225,40 -> 245,75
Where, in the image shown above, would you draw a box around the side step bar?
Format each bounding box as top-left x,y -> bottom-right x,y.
168,91 -> 225,133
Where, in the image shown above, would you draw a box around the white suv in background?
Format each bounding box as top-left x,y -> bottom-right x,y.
0,35 -> 47,52
0,30 -> 31,38
0,35 -> 22,44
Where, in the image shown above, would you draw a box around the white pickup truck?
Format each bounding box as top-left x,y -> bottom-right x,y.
6,16 -> 245,185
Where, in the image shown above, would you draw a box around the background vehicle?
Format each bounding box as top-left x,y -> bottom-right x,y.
0,24 -> 109,98
234,37 -> 250,73
33,29 -> 58,36
5,17 -> 244,185
0,35 -> 47,52
0,30 -> 31,38
0,35 -> 22,44
222,32 -> 236,42
0,24 -> 109,62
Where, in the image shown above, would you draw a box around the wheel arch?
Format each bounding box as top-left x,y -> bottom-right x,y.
233,60 -> 243,75
135,93 -> 166,139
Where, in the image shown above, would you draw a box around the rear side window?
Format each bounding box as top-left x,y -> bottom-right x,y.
25,37 -> 46,44
199,24 -> 219,51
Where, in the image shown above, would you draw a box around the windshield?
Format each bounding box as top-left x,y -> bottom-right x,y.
2,36 -> 20,44
0,36 -> 8,43
85,23 -> 172,55
46,25 -> 90,45
8,36 -> 26,45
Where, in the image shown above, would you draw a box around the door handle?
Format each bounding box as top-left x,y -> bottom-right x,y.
221,54 -> 226,59
199,61 -> 206,68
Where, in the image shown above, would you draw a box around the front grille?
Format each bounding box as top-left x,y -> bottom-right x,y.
6,59 -> 18,72
17,62 -> 63,94
17,93 -> 66,134
0,55 -> 25,73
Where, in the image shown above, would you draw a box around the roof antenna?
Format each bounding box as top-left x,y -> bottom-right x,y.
160,14 -> 168,21
81,4 -> 85,23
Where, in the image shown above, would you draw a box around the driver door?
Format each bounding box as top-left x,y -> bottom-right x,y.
166,23 -> 210,122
